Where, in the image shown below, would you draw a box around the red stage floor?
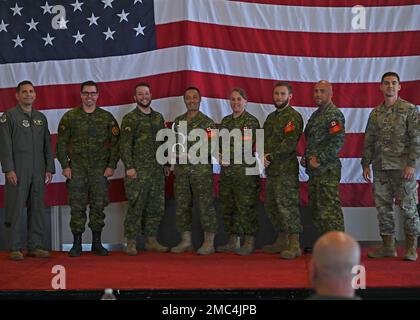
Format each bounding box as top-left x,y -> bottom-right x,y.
1,248 -> 419,291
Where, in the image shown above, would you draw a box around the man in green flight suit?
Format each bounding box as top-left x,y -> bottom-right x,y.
263,82 -> 304,259
302,80 -> 345,235
56,81 -> 120,257
0,81 -> 55,261
120,82 -> 170,255
170,87 -> 218,255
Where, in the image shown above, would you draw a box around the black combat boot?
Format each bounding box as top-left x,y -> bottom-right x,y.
91,231 -> 108,256
69,233 -> 82,257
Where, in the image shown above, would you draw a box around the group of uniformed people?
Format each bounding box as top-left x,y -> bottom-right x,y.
1,71 -> 418,262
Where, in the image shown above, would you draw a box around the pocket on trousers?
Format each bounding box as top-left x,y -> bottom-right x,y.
401,180 -> 418,204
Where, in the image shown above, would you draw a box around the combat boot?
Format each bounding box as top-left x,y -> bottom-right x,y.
126,239 -> 138,256
171,231 -> 193,253
403,235 -> 418,262
145,236 -> 168,252
262,232 -> 288,254
9,251 -> 24,261
197,232 -> 215,255
27,248 -> 50,258
216,234 -> 240,252
91,231 -> 109,256
280,233 -> 302,260
368,235 -> 397,258
236,236 -> 255,256
68,233 -> 82,257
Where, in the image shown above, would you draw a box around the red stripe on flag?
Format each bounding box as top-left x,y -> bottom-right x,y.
49,132 -> 365,160
0,179 -> 128,208
1,177 -> 418,208
179,73 -> 419,108
1,72 -> 419,111
260,180 -> 419,207
339,133 -> 365,158
215,176 -> 395,207
300,182 -> 378,207
296,133 -> 365,158
51,134 -> 57,157
157,22 -> 420,58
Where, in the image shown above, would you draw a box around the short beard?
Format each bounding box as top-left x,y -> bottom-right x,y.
137,100 -> 151,109
187,104 -> 199,111
274,100 -> 288,110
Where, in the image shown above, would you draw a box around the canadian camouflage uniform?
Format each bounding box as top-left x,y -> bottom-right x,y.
263,105 -> 303,234
219,111 -> 260,236
173,111 -> 218,233
361,98 -> 420,237
0,106 -> 55,251
120,107 -> 166,240
56,107 -> 120,234
304,102 -> 345,234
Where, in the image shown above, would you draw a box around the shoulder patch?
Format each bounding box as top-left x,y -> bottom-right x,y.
0,114 -> 7,123
284,121 -> 295,135
206,127 -> 215,138
329,120 -> 342,134
397,103 -> 408,113
242,126 -> 252,141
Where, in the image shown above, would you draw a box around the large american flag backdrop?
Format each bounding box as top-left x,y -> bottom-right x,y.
0,0 -> 419,207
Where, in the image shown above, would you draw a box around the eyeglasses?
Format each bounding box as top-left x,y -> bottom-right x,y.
81,91 -> 98,97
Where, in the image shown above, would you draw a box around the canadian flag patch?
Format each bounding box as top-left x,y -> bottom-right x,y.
329,120 -> 342,134
206,127 -> 214,138
242,126 -> 252,141
284,121 -> 295,134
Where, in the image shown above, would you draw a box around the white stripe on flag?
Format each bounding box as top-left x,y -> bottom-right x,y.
1,46 -> 419,88
1,157 -> 416,186
155,0 -> 420,33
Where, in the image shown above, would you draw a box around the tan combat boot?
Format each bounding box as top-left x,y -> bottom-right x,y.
236,236 -> 255,256
126,239 -> 138,256
197,232 -> 215,255
368,235 -> 397,258
262,232 -> 288,254
280,233 -> 302,260
10,251 -> 24,261
171,231 -> 193,253
403,235 -> 418,262
27,248 -> 50,258
216,234 -> 240,253
145,236 -> 168,252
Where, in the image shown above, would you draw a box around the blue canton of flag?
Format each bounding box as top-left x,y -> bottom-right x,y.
0,0 -> 156,64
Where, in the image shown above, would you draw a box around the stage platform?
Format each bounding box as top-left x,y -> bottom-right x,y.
1,248 -> 420,300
